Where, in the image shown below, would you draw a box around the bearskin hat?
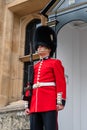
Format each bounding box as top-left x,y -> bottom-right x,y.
33,25 -> 57,57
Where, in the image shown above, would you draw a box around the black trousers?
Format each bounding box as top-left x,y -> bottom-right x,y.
30,110 -> 57,130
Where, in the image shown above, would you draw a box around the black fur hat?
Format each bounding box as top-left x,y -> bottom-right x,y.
33,25 -> 57,57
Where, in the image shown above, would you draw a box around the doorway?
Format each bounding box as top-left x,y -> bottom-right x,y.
57,21 -> 87,130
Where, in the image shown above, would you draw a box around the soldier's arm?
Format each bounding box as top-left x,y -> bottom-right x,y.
53,59 -> 66,110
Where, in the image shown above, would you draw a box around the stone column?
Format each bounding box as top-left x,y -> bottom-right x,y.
0,1 -> 5,84
0,3 -> 14,106
9,14 -> 23,102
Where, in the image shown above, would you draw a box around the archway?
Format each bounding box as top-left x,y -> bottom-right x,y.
51,3 -> 87,130
57,20 -> 87,130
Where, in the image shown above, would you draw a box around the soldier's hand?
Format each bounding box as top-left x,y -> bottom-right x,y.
25,108 -> 30,115
56,105 -> 64,111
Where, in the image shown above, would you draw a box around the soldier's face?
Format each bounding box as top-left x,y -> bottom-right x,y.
37,45 -> 51,56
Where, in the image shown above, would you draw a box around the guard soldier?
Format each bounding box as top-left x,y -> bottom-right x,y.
24,25 -> 66,130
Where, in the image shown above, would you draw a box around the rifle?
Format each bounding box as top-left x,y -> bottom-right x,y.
23,42 -> 34,109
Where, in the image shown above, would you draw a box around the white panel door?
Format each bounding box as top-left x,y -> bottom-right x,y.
57,23 -> 87,130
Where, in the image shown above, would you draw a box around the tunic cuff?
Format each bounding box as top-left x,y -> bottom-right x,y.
57,93 -> 66,106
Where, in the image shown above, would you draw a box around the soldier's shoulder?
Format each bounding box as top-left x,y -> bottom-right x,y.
34,60 -> 40,66
50,58 -> 61,62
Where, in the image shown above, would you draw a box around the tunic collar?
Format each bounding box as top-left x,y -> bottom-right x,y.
40,56 -> 50,61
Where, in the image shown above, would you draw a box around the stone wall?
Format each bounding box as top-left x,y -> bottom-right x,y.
0,101 -> 30,130
0,0 -> 47,107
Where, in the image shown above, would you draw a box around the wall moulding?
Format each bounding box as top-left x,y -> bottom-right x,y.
7,0 -> 50,17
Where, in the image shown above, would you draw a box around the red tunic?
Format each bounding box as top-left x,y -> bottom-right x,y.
29,58 -> 66,113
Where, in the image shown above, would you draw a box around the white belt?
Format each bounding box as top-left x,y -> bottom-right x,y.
33,82 -> 56,89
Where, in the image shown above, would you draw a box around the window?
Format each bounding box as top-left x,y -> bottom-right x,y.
23,19 -> 40,91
